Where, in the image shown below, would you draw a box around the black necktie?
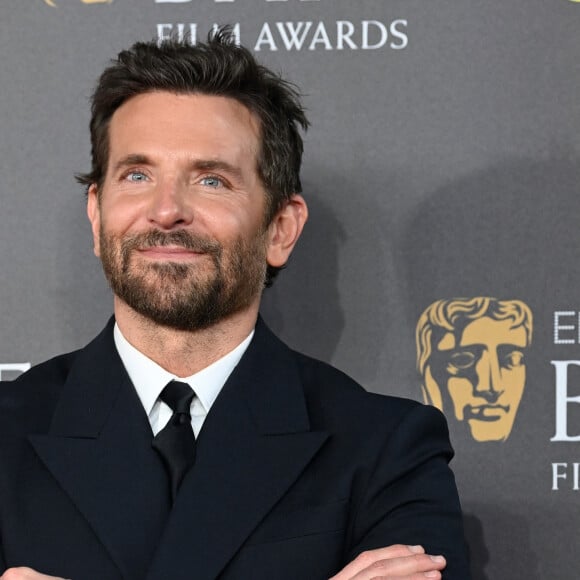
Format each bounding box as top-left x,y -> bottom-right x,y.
152,380 -> 196,501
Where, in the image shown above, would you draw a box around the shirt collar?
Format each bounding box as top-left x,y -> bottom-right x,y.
113,323 -> 254,416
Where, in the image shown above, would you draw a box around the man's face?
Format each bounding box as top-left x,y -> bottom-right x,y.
87,91 -> 278,331
426,317 -> 528,442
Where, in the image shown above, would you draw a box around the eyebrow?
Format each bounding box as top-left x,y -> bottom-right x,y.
192,159 -> 244,181
112,154 -> 151,175
111,155 -> 245,182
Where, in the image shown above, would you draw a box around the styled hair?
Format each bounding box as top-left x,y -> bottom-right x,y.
76,27 -> 309,286
416,297 -> 533,375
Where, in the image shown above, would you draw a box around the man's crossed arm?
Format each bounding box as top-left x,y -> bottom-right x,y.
0,545 -> 446,580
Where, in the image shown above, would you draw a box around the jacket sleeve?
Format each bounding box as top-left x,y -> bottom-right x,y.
0,533 -> 6,572
345,403 -> 471,580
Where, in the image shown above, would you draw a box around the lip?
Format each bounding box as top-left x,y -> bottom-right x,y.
137,246 -> 205,260
465,404 -> 510,422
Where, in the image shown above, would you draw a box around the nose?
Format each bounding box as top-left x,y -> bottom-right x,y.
473,350 -> 504,403
146,176 -> 194,229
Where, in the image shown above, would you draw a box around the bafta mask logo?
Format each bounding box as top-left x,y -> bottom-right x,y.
44,0 -> 112,6
416,297 -> 533,442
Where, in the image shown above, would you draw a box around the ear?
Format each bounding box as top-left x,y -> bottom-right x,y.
87,184 -> 101,258
266,194 -> 308,268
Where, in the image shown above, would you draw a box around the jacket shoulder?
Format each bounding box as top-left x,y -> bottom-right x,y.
292,349 -> 430,425
0,349 -> 80,433
13,349 -> 79,385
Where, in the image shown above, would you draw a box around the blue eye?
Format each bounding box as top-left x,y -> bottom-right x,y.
200,175 -> 223,188
126,171 -> 147,182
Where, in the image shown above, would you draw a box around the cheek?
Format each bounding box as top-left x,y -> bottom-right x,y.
203,190 -> 266,227
205,207 -> 266,248
502,368 -> 526,404
447,379 -> 474,418
99,199 -> 145,236
207,214 -> 245,238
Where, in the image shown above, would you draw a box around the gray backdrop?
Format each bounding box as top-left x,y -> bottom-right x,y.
2,1 -> 580,578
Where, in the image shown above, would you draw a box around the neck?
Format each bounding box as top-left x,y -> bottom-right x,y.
113,297 -> 259,377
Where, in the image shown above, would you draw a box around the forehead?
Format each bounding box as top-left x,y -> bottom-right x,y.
437,317 -> 528,351
107,91 -> 261,167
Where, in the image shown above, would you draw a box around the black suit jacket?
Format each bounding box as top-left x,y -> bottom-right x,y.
0,318 -> 470,579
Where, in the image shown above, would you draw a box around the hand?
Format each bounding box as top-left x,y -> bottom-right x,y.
0,568 -> 68,580
329,544 -> 446,579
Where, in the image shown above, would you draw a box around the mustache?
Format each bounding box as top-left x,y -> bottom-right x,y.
121,230 -> 222,255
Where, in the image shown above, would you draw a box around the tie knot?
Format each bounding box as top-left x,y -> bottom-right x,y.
159,380 -> 194,416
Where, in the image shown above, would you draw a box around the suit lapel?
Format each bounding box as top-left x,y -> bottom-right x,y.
29,319 -> 171,580
146,320 -> 329,580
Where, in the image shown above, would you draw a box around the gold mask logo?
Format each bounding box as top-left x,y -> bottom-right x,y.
416,297 -> 533,442
44,0 -> 112,6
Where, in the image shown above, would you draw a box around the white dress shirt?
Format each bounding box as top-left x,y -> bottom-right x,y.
113,323 -> 254,437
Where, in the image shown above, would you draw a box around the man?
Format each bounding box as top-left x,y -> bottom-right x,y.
0,31 -> 470,579
416,297 -> 532,442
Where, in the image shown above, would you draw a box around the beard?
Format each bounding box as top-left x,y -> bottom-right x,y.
98,226 -> 268,331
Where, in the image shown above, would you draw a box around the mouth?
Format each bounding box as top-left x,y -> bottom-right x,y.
465,404 -> 510,422
137,245 -> 206,261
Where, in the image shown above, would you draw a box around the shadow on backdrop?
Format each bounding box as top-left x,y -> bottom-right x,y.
463,506 -> 538,580
463,513 -> 490,580
397,157 -> 580,312
260,190 -> 346,363
396,158 -> 579,580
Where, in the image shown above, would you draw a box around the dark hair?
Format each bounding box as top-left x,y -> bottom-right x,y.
76,27 -> 309,286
